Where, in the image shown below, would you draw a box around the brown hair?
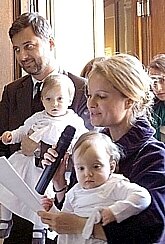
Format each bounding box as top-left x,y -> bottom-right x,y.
41,74 -> 75,102
80,57 -> 106,78
72,131 -> 120,164
148,54 -> 165,73
9,12 -> 52,40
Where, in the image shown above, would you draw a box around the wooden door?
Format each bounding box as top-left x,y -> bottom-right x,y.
104,0 -> 139,57
130,0 -> 165,65
104,0 -> 165,65
150,0 -> 165,58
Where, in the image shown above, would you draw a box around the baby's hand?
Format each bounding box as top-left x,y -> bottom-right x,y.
0,131 -> 12,144
101,208 -> 116,226
41,195 -> 54,212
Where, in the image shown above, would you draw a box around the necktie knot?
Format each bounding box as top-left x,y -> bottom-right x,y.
35,82 -> 42,95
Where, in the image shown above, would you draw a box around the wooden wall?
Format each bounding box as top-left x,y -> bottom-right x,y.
0,1 -> 13,99
150,0 -> 165,57
1,0 -> 165,97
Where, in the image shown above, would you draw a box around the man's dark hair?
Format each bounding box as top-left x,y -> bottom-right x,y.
9,12 -> 52,40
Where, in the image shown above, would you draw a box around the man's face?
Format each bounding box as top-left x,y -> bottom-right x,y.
12,26 -> 52,77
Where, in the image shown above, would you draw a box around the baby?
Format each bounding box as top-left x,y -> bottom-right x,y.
0,74 -> 88,242
41,131 -> 151,244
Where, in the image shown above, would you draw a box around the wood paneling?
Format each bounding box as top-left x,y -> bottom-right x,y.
0,1 -> 14,99
150,0 -> 165,58
1,0 -> 165,93
130,0 -> 165,65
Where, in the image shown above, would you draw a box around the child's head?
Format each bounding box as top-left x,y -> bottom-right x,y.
41,74 -> 75,117
148,54 -> 165,101
72,131 -> 120,189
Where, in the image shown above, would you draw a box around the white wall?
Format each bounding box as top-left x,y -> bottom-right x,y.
53,0 -> 105,75
23,0 -> 105,76
53,0 -> 92,75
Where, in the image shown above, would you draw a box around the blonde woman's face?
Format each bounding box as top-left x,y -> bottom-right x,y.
87,73 -> 130,129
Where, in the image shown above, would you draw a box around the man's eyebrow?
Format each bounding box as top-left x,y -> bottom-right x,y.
13,41 -> 33,48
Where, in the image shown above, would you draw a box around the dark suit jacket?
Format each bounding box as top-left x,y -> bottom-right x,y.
0,72 -> 92,157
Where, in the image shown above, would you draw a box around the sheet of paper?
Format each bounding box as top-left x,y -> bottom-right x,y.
0,156 -> 43,213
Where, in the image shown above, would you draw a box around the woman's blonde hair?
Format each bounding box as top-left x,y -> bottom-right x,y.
41,74 -> 75,102
72,131 -> 120,164
89,53 -> 154,121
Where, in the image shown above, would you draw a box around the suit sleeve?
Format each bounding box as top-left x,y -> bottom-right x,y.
0,85 -> 11,157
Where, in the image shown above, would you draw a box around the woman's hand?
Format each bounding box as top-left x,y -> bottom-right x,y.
41,196 -> 54,212
38,210 -> 107,240
38,211 -> 86,234
42,146 -> 68,186
41,146 -> 58,167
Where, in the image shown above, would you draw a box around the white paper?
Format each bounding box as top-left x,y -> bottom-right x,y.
0,156 -> 43,212
0,156 -> 46,226
0,156 -> 58,239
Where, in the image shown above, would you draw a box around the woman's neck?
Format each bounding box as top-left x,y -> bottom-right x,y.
108,119 -> 132,142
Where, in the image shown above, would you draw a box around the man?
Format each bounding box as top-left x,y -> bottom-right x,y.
0,12 -> 92,244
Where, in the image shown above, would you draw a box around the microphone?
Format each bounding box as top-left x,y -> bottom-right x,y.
35,125 -> 76,195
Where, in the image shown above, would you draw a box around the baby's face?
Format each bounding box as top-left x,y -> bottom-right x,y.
42,83 -> 71,117
73,141 -> 113,189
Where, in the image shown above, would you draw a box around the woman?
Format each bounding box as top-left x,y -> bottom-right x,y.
148,54 -> 165,142
38,54 -> 165,244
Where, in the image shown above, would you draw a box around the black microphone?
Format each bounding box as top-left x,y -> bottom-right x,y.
35,125 -> 76,195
